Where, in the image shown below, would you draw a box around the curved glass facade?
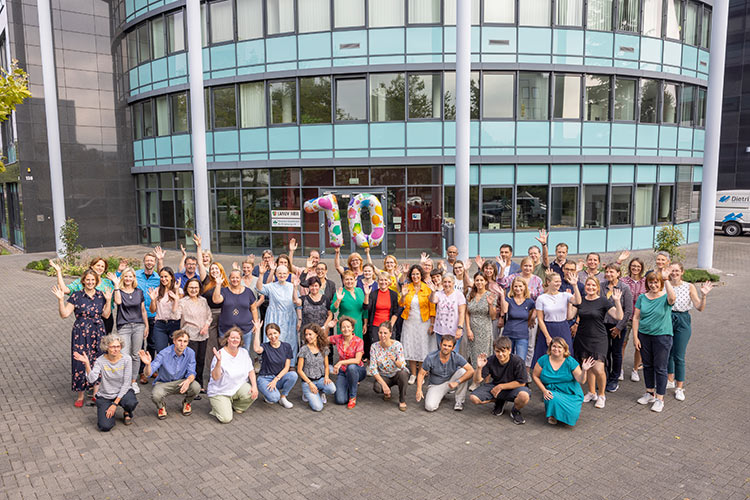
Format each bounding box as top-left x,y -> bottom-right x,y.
115,0 -> 711,256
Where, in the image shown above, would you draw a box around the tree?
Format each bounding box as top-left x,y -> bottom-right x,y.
0,61 -> 31,172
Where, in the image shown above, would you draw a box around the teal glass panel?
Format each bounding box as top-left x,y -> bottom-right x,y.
443,164 -> 455,185
470,121 -> 480,147
611,164 -> 634,183
270,152 -> 300,159
334,123 -> 368,149
548,230 -> 578,254
239,129 -> 267,153
614,33 -> 639,60
479,233 -> 514,257
142,138 -> 156,159
335,150 -> 368,158
481,27 -> 517,53
444,26 -> 481,53
172,134 -> 191,157
678,127 -> 693,150
640,37 -> 662,63
578,229 -> 606,252
268,127 -> 299,151
515,231 -> 541,254
632,226 -> 655,248
202,47 -> 210,72
298,32 -> 332,60
205,132 -> 214,155
687,222 -> 700,243
582,164 -> 608,183
370,122 -> 406,148
552,29 -> 583,56
517,165 -> 549,184
237,40 -> 266,66
582,122 -> 610,147
611,123 -> 636,148
213,130 -> 240,154
138,64 -> 152,86
663,40 -> 681,67
333,30 -> 367,57
551,122 -> 581,148
636,164 -> 657,183
697,49 -> 709,74
266,36 -> 297,63
407,27 -> 442,54
682,45 -> 698,70
516,122 -> 550,147
370,148 -> 404,157
518,27 -> 551,54
658,165 -> 675,183
636,124 -> 659,149
133,140 -> 143,161
482,165 -> 514,184
155,136 -> 171,158
694,129 -> 705,151
210,44 -> 237,70
607,227 -> 632,251
369,28 -> 405,55
480,122 -> 515,147
406,122 -> 443,148
300,124 -> 333,150
151,58 -> 168,82
693,166 -> 702,182
550,164 -> 579,184
659,126 -> 678,149
585,31 -> 613,58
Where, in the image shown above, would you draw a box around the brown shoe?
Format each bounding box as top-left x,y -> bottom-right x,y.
139,374 -> 148,385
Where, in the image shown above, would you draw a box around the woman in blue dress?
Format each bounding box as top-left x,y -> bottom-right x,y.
255,265 -> 302,366
51,257 -> 116,333
532,337 -> 594,426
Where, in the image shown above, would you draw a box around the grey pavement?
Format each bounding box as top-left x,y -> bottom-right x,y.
0,236 -> 749,499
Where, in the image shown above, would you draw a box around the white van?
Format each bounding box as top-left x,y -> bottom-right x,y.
715,190 -> 750,236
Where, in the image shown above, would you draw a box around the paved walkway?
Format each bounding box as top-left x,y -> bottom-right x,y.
0,237 -> 749,500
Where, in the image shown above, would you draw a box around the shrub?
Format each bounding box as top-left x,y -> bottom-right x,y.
683,268 -> 719,283
655,225 -> 684,261
60,218 -> 84,265
26,259 -> 51,271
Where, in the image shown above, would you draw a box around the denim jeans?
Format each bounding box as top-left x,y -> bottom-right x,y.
95,389 -> 138,432
639,333 -> 673,396
152,320 -> 180,354
334,364 -> 366,404
117,322 -> 145,380
509,338 -> 529,360
301,377 -> 337,411
257,372 -> 298,403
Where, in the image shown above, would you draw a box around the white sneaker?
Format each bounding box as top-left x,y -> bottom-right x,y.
637,392 -> 656,405
408,375 -> 416,385
666,379 -> 675,389
618,369 -> 624,381
321,394 -> 327,404
278,396 -> 294,409
651,399 -> 664,412
583,392 -> 598,403
630,369 -> 640,382
132,382 -> 140,395
594,395 -> 606,409
674,388 -> 685,401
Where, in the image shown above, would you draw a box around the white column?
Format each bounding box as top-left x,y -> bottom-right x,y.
36,0 -> 66,256
186,0 -> 211,249
697,0 -> 728,270
454,0 -> 471,261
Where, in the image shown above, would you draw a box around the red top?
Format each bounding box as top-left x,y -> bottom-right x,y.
372,289 -> 392,328
328,334 -> 364,372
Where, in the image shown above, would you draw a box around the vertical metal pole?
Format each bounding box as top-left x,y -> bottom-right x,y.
36,0 -> 66,256
186,0 -> 211,249
697,0 -> 728,269
454,0 -> 471,261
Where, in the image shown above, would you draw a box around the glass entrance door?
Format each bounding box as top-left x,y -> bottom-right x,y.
318,188 -> 388,255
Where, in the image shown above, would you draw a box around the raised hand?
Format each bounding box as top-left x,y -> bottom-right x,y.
153,246 -> 166,260
215,274 -> 224,287
474,255 -> 485,269
700,281 -> 713,295
420,252 -> 429,264
292,274 -> 301,288
49,259 -> 62,273
232,261 -> 240,271
535,229 -> 548,245
147,287 -> 159,302
495,256 -> 506,275
618,250 -> 630,263
565,271 -> 578,285
51,285 -> 65,300
72,351 -> 90,365
289,238 -> 298,253
252,319 -> 264,333
138,350 -> 152,365
327,319 -> 338,330
168,290 -> 179,302
103,289 -> 113,302
107,272 -> 120,288
175,277 -> 182,290
306,256 -> 315,269
581,357 -> 596,371
180,244 -> 187,257
334,247 -> 341,256
401,283 -> 409,297
192,233 -> 202,247
576,259 -> 585,272
660,267 -> 670,280
612,288 -> 622,301
336,288 -> 345,302
247,254 -> 256,267
477,352 -> 488,368
213,347 -> 222,361
117,259 -> 128,273
397,264 -> 409,276
364,246 -> 370,256
363,283 -> 372,296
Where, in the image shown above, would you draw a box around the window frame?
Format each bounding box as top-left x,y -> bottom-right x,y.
609,184 -> 634,226
551,72 -> 583,121
480,184 -> 515,232
334,75 -> 368,123
406,72 -> 443,121
211,84 -> 240,129
267,78 -> 299,126
481,71 -> 516,121
549,184 -> 579,228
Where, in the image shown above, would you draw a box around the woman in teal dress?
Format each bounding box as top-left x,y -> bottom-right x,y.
532,337 -> 595,426
330,270 -> 367,339
255,265 -> 302,365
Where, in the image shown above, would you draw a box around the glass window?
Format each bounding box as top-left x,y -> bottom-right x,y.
639,79 -> 659,123
369,0 -> 405,27
300,76 -> 331,124
697,88 -> 707,127
155,95 -> 169,136
657,185 -> 673,223
171,93 -> 188,133
210,0 -> 234,43
700,8 -> 711,49
151,17 -> 165,59
550,186 -> 577,227
408,73 -> 441,119
127,31 -> 139,69
444,186 -> 479,231
611,186 -> 632,225
614,78 -> 636,121
642,0 -> 662,38
243,189 -> 271,231
444,0 -> 480,25
585,75 -> 610,121
267,0 -> 295,35
484,0 -> 514,23
335,78 -> 366,121
143,100 -> 154,137
690,183 -> 701,220
213,86 -> 237,128
481,187 -> 512,230
518,72 -> 549,120
443,71 -> 479,120
586,0 -> 612,30
674,165 -> 692,223
334,0 -> 365,27
556,0 -> 583,26
167,11 -> 185,53
239,82 -> 266,128
201,3 -> 208,47
617,0 -> 639,32
137,24 -> 150,63
684,2 -> 699,46
635,185 -> 654,225
133,103 -> 143,140
204,88 -> 211,130
482,73 -> 514,119
370,73 -> 405,122
663,83 -> 678,124
409,0 -> 440,23
299,0 -> 330,33
269,80 -> 297,124
553,74 -> 581,119
582,185 -> 607,228
517,186 -> 548,229
665,0 -> 682,40
237,0 -> 263,40
520,0 -> 551,26
679,85 -> 694,126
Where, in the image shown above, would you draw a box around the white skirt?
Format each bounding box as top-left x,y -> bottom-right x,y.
401,295 -> 432,362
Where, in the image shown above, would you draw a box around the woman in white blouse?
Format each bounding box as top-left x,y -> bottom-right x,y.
207,327 -> 259,423
530,271 -> 581,367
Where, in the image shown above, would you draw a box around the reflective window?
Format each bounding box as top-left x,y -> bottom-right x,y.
334,0 -> 365,27
517,186 -> 548,229
213,86 -> 237,128
519,0 -> 551,26
167,11 -> 185,53
690,183 -> 701,221
133,103 -> 143,140
665,0 -> 683,40
409,0 -> 440,24
482,73 -> 514,119
585,75 -> 610,121
171,93 -> 189,133
582,185 -> 607,228
408,73 -> 441,119
299,0 -> 330,33
679,85 -> 695,126
300,76 -> 332,124
267,0 -> 295,35
657,185 -> 673,223
443,71 -> 480,120
237,0 -> 263,40
700,8 -> 711,49
663,83 -> 678,124
335,78 -> 366,121
370,73 -> 406,122
443,0 -> 480,25
587,0 -> 612,31
210,0 -> 234,43
553,74 -> 581,119
143,100 -> 154,137
556,0 -> 583,26
635,185 -> 654,225
617,0 -> 639,32
151,16 -> 165,59
137,24 -> 150,64
697,88 -> 707,127
127,31 -> 139,69
611,186 -> 632,225
684,2 -> 699,46
642,0 -> 662,38
369,0 -> 405,27
639,79 -> 659,123
239,82 -> 266,128
269,80 -> 297,124
201,3 -> 208,47
674,165 -> 693,223
484,0 -> 514,23
444,186 -> 479,231
155,95 -> 169,136
518,72 -> 549,120
614,78 -> 636,121
481,187 -> 512,230
550,186 -> 577,227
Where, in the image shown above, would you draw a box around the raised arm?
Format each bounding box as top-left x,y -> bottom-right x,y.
212,276 -> 225,304
607,288 -> 624,321
537,229 -> 550,269
178,244 -> 187,273
333,247 -> 345,277
288,238 -> 298,274
252,320 -> 264,355
52,286 -> 75,318
691,281 -> 712,312
49,259 -> 70,295
194,234 -> 207,280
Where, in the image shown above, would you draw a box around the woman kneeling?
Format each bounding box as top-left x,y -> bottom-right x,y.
207,327 -> 259,423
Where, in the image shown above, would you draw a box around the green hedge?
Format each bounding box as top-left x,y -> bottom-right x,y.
26,259 -> 51,271
683,268 -> 720,283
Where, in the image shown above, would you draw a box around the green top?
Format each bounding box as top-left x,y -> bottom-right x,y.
330,287 -> 367,338
533,263 -> 547,281
635,293 -> 673,336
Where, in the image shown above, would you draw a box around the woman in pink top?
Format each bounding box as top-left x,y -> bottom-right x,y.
620,257 -> 646,382
148,267 -> 181,355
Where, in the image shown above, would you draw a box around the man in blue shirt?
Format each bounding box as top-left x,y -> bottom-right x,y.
139,330 -> 200,419
175,256 -> 199,293
415,337 -> 474,412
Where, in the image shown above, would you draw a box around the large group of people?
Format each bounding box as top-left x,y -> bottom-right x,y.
53,231 -> 713,431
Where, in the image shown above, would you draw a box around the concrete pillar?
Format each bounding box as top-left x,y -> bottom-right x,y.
454,0 -> 471,261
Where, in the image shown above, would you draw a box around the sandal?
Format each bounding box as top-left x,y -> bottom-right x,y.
124,413 -> 133,425
383,393 -> 391,401
74,399 -> 84,408
399,403 -> 407,412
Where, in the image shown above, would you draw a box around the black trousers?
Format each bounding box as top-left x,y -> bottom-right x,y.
189,339 -> 208,388
95,389 -> 138,432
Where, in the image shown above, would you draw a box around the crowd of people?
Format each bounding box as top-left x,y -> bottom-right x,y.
52,231 -> 713,431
